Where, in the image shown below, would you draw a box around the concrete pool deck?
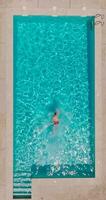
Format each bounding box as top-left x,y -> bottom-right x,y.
0,0 -> 106,200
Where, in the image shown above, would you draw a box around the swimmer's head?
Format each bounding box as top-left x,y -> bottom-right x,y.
54,112 -> 57,116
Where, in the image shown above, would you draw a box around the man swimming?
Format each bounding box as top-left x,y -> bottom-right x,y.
33,111 -> 60,136
53,112 -> 59,125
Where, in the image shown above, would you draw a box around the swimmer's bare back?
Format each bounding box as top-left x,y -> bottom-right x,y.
53,112 -> 59,125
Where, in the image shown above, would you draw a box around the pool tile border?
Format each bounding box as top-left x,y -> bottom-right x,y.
0,6 -> 105,200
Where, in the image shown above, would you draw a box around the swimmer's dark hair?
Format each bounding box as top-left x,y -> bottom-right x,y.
54,112 -> 57,115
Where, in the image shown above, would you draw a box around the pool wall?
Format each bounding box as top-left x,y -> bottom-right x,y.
0,1 -> 105,200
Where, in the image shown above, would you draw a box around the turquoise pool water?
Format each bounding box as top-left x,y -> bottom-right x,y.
13,16 -> 95,198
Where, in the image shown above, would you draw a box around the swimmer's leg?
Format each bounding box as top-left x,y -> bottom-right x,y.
34,122 -> 52,136
53,125 -> 58,134
38,122 -> 53,133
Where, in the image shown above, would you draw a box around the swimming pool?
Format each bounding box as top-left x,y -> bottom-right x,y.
13,16 -> 95,198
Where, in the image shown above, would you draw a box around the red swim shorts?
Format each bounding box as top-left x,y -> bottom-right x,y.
54,121 -> 59,125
